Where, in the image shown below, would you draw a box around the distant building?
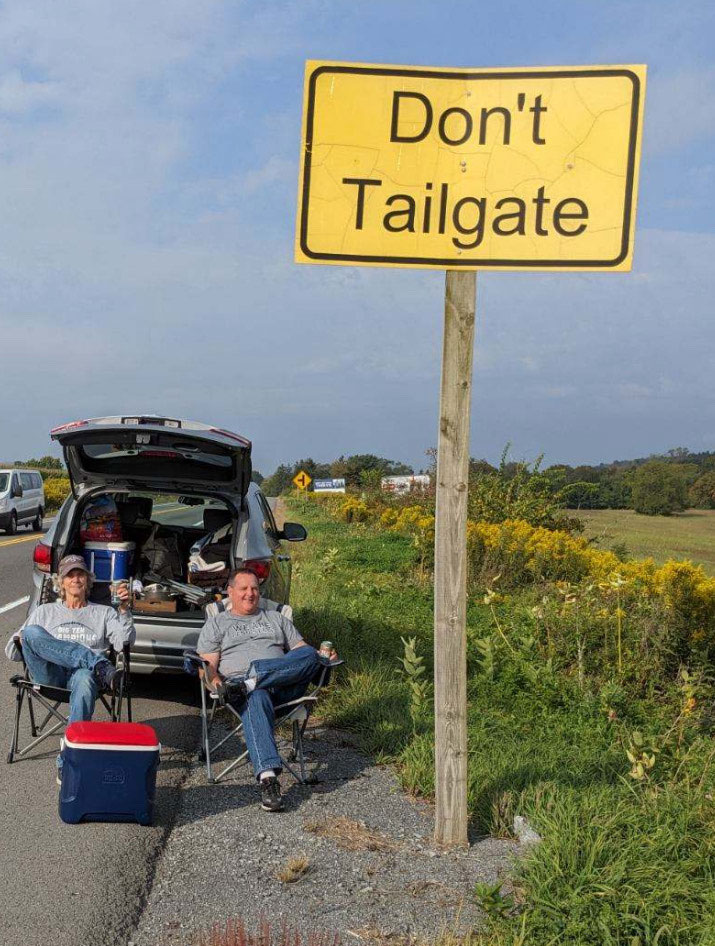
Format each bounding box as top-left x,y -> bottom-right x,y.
381,474 -> 431,495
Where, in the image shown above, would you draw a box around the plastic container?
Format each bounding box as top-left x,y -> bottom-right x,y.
59,721 -> 160,825
83,541 -> 135,582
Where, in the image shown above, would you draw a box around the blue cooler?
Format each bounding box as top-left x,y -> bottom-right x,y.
83,541 -> 135,582
59,721 -> 160,825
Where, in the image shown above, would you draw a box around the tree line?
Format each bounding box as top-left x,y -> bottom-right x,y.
485,446 -> 715,516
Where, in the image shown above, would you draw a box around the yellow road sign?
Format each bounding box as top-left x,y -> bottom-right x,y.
293,470 -> 312,490
296,61 -> 646,271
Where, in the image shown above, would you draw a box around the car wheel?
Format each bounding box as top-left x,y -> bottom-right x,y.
33,509 -> 43,532
6,512 -> 17,535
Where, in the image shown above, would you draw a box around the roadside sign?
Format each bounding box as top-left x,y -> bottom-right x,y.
294,56 -> 648,851
313,478 -> 346,493
293,470 -> 312,490
296,61 -> 646,271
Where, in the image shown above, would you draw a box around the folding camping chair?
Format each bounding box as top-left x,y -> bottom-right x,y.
7,635 -> 132,765
183,649 -> 343,784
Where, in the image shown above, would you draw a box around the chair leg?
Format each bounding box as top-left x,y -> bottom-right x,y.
294,720 -> 307,783
27,690 -> 38,737
199,682 -> 213,781
8,686 -> 24,763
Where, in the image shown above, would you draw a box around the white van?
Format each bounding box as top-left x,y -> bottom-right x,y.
0,469 -> 45,534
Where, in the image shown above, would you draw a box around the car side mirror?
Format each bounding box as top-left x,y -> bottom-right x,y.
11,483 -> 23,498
280,521 -> 307,542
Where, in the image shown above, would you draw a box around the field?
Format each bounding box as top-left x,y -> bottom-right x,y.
579,508 -> 715,575
287,497 -> 715,946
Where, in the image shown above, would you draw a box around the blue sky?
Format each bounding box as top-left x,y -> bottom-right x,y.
0,0 -> 713,475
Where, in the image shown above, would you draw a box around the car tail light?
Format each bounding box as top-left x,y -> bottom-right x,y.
33,541 -> 52,573
244,559 -> 271,582
50,419 -> 88,434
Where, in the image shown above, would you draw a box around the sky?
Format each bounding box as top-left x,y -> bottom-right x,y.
0,0 -> 713,476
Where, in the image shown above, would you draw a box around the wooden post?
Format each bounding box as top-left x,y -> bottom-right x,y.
433,269 -> 476,848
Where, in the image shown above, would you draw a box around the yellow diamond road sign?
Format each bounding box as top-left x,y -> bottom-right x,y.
293,470 -> 312,490
296,61 -> 646,271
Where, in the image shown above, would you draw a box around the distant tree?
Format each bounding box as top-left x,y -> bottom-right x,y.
331,454 -> 412,487
631,461 -> 688,516
251,470 -> 264,485
561,482 -> 601,509
689,472 -> 715,509
469,458 -> 497,477
666,447 -> 691,460
15,455 -> 64,471
260,464 -> 293,496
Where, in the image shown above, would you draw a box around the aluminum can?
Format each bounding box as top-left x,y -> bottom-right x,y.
319,640 -> 333,658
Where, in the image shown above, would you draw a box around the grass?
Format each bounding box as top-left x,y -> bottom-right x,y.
287,499 -> 715,946
580,508 -> 715,575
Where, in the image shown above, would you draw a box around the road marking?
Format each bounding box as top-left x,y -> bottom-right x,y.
0,595 -> 30,616
0,533 -> 41,548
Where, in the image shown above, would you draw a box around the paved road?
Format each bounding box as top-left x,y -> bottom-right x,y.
0,521 -> 201,946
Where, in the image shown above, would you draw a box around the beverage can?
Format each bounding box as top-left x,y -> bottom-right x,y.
319,640 -> 333,657
110,581 -> 125,607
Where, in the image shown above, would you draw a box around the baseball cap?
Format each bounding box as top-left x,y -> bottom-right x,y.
58,554 -> 93,580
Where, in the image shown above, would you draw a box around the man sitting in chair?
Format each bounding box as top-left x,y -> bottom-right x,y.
5,554 -> 134,726
197,567 -> 336,812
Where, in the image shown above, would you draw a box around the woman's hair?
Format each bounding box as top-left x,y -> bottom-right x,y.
52,570 -> 95,601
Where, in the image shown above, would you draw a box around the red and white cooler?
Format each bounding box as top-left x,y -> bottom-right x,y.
59,721 -> 160,825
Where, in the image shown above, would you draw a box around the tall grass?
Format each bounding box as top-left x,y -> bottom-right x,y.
288,500 -> 715,946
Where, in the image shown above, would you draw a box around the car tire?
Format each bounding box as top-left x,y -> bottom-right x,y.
33,509 -> 43,532
6,512 -> 17,535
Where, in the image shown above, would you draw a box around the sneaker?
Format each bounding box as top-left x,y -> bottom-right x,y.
260,776 -> 285,812
93,659 -> 121,693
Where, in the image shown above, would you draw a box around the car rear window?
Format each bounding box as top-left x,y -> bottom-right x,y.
79,441 -> 235,483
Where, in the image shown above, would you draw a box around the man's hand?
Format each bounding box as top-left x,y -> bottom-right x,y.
208,671 -> 224,691
115,582 -> 131,613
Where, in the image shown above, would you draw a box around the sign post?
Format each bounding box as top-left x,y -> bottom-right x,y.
433,270 -> 476,847
296,60 -> 646,848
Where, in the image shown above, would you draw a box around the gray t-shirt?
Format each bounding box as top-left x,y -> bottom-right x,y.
4,601 -> 135,662
197,608 -> 304,677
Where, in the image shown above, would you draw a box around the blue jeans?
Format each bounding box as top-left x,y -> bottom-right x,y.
228,645 -> 322,778
21,624 -> 105,724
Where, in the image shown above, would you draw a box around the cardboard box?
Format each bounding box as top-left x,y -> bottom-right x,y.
132,598 -> 177,614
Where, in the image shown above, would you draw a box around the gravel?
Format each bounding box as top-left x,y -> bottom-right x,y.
131,723 -> 521,946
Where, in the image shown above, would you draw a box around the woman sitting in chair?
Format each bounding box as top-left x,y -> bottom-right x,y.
5,554 -> 135,727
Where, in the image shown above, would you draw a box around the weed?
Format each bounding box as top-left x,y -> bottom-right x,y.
276,855 -> 311,884
196,916 -> 340,946
399,636 -> 431,731
473,881 -> 515,920
303,816 -> 399,852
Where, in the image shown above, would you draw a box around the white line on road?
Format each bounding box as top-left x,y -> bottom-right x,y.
0,595 -> 30,616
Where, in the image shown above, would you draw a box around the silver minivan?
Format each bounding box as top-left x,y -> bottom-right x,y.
0,469 -> 45,534
28,415 -> 307,673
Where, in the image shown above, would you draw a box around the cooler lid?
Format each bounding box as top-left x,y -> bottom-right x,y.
65,721 -> 160,750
